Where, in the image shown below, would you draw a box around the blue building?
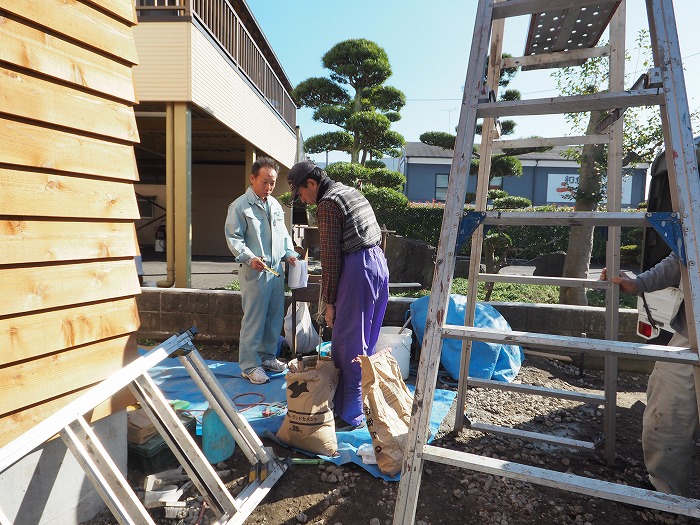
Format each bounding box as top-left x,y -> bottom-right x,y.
399,142 -> 649,208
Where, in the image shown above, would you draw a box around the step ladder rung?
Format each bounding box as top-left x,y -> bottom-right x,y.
480,211 -> 648,227
477,273 -> 608,289
130,373 -> 239,518
502,47 -> 610,71
477,90 -> 663,118
421,445 -> 700,518
466,377 -> 605,404
492,134 -> 610,151
60,416 -> 155,525
466,420 -> 596,451
441,325 -> 698,364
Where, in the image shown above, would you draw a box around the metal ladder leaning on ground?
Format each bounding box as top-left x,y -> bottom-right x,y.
0,328 -> 287,525
393,0 -> 700,522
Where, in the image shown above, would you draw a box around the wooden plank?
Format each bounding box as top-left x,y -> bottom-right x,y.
422,446 -> 700,518
0,334 -> 136,415
2,0 -> 139,64
0,169 -> 139,219
467,421 -> 596,450
0,260 -> 141,317
0,66 -> 139,142
477,273 -> 608,289
81,0 -> 137,25
0,330 -> 196,463
502,46 -> 610,69
492,135 -> 610,150
0,221 -> 137,265
441,325 -> 698,364
0,15 -> 136,102
481,211 -> 648,226
0,387 -> 134,448
0,118 -> 138,181
477,90 -> 663,118
0,299 -> 139,366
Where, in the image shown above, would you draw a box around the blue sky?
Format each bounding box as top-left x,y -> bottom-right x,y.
247,1 -> 700,165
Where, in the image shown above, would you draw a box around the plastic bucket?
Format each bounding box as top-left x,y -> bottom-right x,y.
376,327 -> 412,380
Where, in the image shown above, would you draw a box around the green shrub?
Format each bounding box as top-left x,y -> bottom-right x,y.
325,161 -> 371,187
364,159 -> 386,169
368,167 -> 406,191
492,196 -> 531,209
362,184 -> 409,227
487,189 -> 508,200
620,244 -> 642,266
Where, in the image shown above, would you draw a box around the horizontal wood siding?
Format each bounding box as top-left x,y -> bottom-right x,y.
0,66 -> 139,141
0,170 -> 140,218
0,387 -> 135,449
0,299 -> 139,365
189,26 -> 296,166
0,118 -> 138,181
0,334 -> 135,414
0,221 -> 138,263
0,2 -> 142,446
132,22 -> 191,101
2,0 -> 139,64
0,14 -> 137,103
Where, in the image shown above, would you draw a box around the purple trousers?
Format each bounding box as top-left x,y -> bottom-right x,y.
331,246 -> 389,425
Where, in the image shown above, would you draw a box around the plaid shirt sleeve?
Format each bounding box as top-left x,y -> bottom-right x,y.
316,199 -> 344,305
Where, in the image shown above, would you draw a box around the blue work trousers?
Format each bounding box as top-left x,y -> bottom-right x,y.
238,265 -> 284,373
332,246 -> 389,425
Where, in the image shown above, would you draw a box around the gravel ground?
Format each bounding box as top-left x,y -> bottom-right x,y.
82,350 -> 700,525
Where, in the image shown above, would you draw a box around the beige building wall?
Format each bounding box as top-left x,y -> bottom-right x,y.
189,26 -> 297,167
192,165 -> 247,256
132,23 -> 191,101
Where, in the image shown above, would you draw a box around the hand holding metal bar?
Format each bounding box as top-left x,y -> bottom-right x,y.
260,261 -> 280,277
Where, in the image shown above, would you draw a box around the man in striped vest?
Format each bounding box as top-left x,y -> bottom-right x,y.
288,160 -> 390,431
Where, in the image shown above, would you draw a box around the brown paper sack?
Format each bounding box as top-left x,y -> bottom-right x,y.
358,349 -> 414,476
276,359 -> 339,456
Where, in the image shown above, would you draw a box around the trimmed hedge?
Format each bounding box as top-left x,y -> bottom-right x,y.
383,202 -> 643,263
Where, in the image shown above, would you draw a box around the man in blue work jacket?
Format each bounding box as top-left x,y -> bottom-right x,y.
225,157 -> 298,384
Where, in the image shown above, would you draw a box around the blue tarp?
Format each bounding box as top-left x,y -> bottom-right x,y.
410,294 -> 524,382
146,353 -> 456,481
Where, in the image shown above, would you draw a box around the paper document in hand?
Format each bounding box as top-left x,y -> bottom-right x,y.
288,259 -> 308,289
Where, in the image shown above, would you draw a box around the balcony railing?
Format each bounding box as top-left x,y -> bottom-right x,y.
135,0 -> 296,130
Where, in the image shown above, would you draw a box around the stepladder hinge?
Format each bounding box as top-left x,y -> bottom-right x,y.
456,211 -> 486,252
646,212 -> 687,265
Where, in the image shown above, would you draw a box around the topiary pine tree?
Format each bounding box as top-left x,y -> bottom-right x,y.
292,39 -> 406,164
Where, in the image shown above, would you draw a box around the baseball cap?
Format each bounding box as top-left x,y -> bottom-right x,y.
287,160 -> 316,202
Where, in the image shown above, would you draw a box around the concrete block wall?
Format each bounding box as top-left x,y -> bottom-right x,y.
136,288 -> 643,345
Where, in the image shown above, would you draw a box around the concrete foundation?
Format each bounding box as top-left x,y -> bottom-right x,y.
0,411 -> 127,525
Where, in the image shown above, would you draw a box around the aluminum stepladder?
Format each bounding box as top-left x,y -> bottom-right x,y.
0,327 -> 287,525
393,0 -> 700,522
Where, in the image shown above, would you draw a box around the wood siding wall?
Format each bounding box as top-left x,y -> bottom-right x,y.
0,1 -> 142,446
